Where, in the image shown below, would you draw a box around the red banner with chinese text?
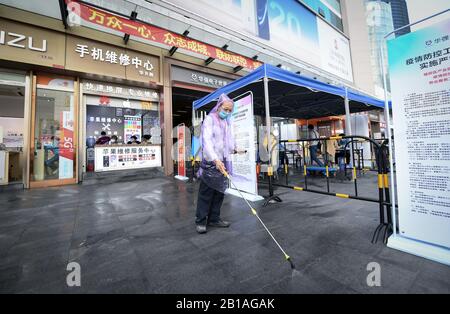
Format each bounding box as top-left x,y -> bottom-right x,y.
68,0 -> 262,71
178,124 -> 186,177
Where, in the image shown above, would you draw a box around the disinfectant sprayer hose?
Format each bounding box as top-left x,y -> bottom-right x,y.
224,171 -> 296,270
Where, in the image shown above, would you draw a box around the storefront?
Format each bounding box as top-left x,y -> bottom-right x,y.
29,74 -> 78,187
0,16 -> 163,188
0,69 -> 30,189
164,59 -> 239,175
0,17 -> 67,188
61,35 -> 163,180
1,1 -> 260,186
80,80 -> 162,179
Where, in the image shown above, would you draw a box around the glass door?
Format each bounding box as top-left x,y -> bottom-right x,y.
0,71 -> 27,188
30,74 -> 78,187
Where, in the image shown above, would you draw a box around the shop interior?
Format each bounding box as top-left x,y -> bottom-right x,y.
85,95 -> 161,173
0,84 -> 25,186
172,87 -> 208,129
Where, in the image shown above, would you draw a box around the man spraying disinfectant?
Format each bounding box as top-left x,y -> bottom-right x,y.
195,93 -> 245,234
195,93 -> 299,273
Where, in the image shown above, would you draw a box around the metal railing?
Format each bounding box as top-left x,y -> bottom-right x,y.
258,135 -> 393,244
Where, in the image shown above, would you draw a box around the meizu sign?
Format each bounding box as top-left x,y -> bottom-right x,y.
0,18 -> 66,68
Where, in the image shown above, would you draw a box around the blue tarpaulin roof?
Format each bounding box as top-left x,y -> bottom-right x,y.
193,64 -> 389,120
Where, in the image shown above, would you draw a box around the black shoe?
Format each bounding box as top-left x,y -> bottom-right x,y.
196,224 -> 207,234
208,219 -> 230,228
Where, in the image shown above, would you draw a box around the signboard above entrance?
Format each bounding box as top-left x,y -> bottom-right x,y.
0,18 -> 65,68
68,1 -> 262,71
82,80 -> 159,101
66,36 -> 160,84
171,66 -> 231,89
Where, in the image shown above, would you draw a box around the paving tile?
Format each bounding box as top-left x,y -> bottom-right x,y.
0,175 -> 448,293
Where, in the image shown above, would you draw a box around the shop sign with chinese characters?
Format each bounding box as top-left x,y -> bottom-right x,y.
94,145 -> 162,172
387,19 -> 450,250
171,66 -> 231,89
83,80 -> 159,101
69,1 -> 262,71
65,36 -> 160,83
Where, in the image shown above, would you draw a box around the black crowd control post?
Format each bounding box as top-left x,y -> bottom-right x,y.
263,164 -> 283,207
351,139 -> 358,197
302,140 -> 308,191
362,147 -> 365,172
372,144 -> 387,244
381,142 -> 393,243
343,139 -> 361,179
284,141 -> 289,186
268,165 -> 274,197
358,146 -> 364,175
344,139 -> 353,178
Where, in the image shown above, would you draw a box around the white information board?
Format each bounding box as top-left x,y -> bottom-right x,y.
95,145 -> 161,172
228,93 -> 260,200
387,19 -> 450,255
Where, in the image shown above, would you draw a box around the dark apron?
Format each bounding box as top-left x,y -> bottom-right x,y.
199,159 -> 228,193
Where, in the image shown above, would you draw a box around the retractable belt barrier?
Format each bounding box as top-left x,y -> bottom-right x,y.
258,135 -> 393,244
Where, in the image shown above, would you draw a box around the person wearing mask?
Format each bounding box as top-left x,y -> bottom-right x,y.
127,135 -> 141,145
195,93 -> 245,234
109,135 -> 118,145
96,131 -> 111,145
307,124 -> 324,167
141,134 -> 151,144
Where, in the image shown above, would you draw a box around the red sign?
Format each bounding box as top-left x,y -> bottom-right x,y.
58,111 -> 75,179
59,111 -> 75,160
178,124 -> 186,177
68,0 -> 262,71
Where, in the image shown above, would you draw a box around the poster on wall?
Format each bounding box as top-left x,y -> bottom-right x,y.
94,145 -> 162,172
124,115 -> 142,143
317,18 -> 353,82
59,111 -> 74,179
387,19 -> 450,254
165,0 -> 353,81
227,92 -> 261,200
265,0 -> 320,70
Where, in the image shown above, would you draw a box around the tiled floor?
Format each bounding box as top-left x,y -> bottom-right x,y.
0,175 -> 449,293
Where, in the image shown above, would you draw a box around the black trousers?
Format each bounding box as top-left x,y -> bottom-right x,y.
195,179 -> 225,225
335,150 -> 350,165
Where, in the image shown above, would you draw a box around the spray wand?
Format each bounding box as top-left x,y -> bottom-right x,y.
223,171 -> 297,271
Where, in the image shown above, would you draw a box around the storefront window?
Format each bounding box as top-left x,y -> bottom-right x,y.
0,77 -> 26,186
32,89 -> 75,181
83,91 -> 162,173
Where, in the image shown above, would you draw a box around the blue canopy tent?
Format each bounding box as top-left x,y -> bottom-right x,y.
191,64 -> 390,203
193,64 -> 388,120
